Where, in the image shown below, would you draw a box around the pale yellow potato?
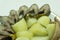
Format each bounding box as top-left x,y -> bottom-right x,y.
16,31 -> 33,38
12,18 -> 27,32
31,36 -> 49,40
27,18 -> 37,28
46,24 -> 56,39
16,37 -> 29,40
29,23 -> 48,36
37,16 -> 50,27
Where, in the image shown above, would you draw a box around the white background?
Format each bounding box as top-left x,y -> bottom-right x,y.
0,0 -> 60,17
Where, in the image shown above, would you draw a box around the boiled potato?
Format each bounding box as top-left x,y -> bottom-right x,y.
12,18 -> 27,32
16,37 -> 29,40
29,23 -> 48,36
16,31 -> 33,38
27,18 -> 37,28
46,24 -> 56,39
31,36 -> 49,40
37,16 -> 50,27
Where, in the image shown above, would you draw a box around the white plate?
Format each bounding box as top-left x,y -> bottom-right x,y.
49,12 -> 60,21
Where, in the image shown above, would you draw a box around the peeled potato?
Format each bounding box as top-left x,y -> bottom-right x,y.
31,36 -> 49,40
16,37 -> 29,40
16,31 -> 33,38
12,18 -> 27,32
27,18 -> 37,28
37,16 -> 50,27
29,23 -> 48,36
46,24 -> 56,39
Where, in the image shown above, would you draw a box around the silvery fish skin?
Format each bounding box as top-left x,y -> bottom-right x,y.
0,16 -> 15,34
27,4 -> 38,17
0,35 -> 8,40
9,10 -> 19,23
51,17 -> 60,40
18,5 -> 28,19
37,4 -> 50,17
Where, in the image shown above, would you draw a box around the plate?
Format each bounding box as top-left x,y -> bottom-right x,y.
49,12 -> 60,21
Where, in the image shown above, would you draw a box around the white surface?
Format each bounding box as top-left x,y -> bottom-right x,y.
0,0 -> 60,17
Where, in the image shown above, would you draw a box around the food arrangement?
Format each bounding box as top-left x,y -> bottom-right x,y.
0,4 -> 60,40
